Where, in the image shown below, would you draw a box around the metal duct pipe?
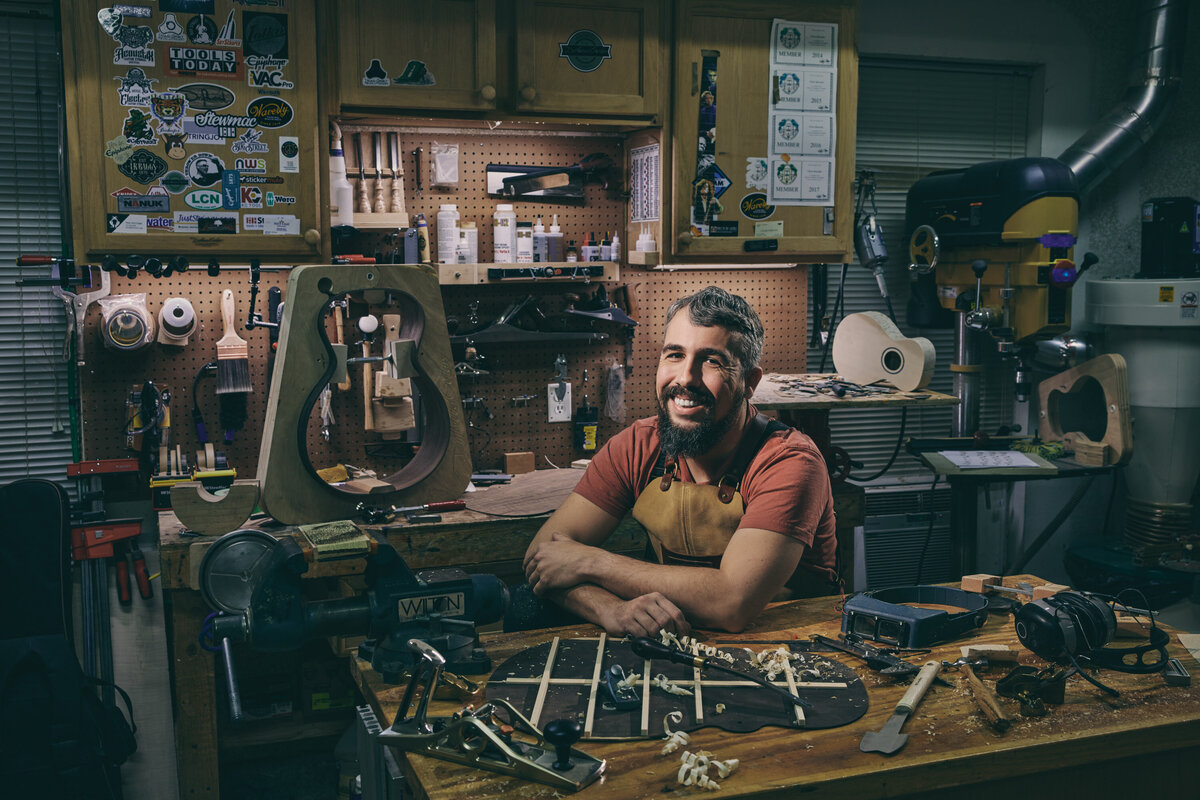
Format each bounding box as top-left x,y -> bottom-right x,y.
1058,0 -> 1188,192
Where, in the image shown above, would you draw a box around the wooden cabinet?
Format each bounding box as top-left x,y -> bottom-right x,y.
513,0 -> 663,118
333,0 -> 663,120
669,0 -> 858,261
333,0 -> 500,112
61,0 -> 323,261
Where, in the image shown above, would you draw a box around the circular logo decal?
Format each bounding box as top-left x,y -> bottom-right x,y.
184,152 -> 225,186
557,30 -> 613,73
246,97 -> 293,128
160,171 -> 189,193
280,139 -> 299,159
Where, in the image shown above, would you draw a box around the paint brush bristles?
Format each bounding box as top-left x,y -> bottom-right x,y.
216,289 -> 252,394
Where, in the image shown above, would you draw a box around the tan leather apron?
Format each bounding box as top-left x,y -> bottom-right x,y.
633,414 -> 781,568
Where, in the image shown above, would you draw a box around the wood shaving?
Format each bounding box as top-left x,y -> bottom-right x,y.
652,673 -> 694,696
676,749 -> 738,790
661,711 -> 691,755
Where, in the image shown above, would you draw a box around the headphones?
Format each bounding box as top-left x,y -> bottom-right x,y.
1014,591 -> 1169,677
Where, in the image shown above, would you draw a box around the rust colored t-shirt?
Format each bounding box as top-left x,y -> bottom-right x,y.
574,408 -> 839,585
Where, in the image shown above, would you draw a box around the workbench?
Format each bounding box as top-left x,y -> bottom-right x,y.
351,576 -> 1200,800
158,504 -> 646,800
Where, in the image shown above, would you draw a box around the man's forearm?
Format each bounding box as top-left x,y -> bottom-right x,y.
547,582 -> 624,629
581,550 -> 754,631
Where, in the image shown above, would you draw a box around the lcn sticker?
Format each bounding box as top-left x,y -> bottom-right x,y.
279,136 -> 300,173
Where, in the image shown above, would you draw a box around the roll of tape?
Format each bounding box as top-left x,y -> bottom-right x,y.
159,297 -> 197,345
104,307 -> 151,351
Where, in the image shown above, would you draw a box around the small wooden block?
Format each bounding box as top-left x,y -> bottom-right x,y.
170,479 -> 260,537
505,452 -> 536,475
374,372 -> 412,399
1032,582 -> 1069,600
343,477 -> 394,494
961,573 -> 1002,593
961,644 -> 1019,664
371,396 -> 415,432
1073,441 -> 1111,466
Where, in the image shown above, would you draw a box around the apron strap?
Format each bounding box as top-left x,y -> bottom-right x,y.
716,413 -> 789,503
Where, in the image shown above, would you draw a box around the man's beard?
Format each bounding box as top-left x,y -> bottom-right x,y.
656,385 -> 745,458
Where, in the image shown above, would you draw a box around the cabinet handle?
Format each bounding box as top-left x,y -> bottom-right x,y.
520,85 -> 537,103
304,228 -> 321,246
692,62 -> 698,95
479,84 -> 497,101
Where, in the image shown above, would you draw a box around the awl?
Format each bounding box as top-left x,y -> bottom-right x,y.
358,499 -> 465,524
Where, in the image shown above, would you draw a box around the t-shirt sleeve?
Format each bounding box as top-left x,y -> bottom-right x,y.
738,437 -> 833,548
572,424 -> 640,520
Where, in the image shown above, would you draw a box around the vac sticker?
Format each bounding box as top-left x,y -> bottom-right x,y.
558,30 -> 612,73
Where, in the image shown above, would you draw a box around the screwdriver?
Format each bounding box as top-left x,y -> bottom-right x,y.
631,637 -> 813,709
359,499 -> 466,524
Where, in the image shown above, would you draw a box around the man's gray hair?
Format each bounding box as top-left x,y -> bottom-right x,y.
665,286 -> 764,375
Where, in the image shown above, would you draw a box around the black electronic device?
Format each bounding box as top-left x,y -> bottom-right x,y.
1013,591 -> 1169,680
1140,196 -> 1199,278
840,585 -> 990,648
743,238 -> 778,252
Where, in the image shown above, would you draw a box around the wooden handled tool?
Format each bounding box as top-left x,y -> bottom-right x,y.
373,132 -> 386,213
355,132 -> 370,214
389,132 -> 405,214
861,660 -> 940,755
962,663 -> 1011,733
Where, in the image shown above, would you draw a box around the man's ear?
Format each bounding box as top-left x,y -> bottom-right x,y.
744,365 -> 764,398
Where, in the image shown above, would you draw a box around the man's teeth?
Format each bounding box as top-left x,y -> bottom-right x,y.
674,397 -> 701,407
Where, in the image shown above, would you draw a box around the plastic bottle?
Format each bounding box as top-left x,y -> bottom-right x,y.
455,229 -> 470,263
515,221 -> 534,263
599,232 -> 612,262
329,124 -> 355,227
547,214 -> 565,262
461,221 -> 478,263
582,232 -> 599,262
610,230 -> 621,263
493,204 -> 516,263
532,217 -> 548,263
436,203 -> 459,264
565,240 -> 579,262
415,214 -> 430,263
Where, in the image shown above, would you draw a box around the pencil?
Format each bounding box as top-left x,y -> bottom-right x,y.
215,289 -> 252,394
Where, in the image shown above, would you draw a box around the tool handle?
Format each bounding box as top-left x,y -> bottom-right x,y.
631,636 -> 697,666
897,660 -> 940,714
963,664 -> 1010,732
358,175 -> 371,214
116,558 -> 131,605
391,180 -> 404,214
132,552 -> 152,599
425,500 -> 466,513
374,178 -> 386,213
221,289 -> 236,338
17,254 -> 54,266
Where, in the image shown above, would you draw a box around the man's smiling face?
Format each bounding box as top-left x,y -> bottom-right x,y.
655,313 -> 748,458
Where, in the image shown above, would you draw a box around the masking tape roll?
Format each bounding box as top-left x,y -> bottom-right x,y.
104,306 -> 151,351
159,297 -> 197,345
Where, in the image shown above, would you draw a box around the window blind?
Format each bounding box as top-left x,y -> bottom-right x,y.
0,1 -> 73,482
810,57 -> 1033,485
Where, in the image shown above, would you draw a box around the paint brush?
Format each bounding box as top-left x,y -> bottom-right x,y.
215,289 -> 252,394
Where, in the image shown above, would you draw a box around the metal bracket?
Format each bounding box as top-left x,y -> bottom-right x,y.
378,639 -> 605,792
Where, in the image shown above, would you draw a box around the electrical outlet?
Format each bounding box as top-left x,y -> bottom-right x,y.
548,382 -> 572,422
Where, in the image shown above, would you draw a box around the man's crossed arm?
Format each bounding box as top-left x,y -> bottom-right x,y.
522,493 -> 806,636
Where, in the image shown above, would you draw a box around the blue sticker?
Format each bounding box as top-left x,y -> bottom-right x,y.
221,169 -> 241,209
558,30 -> 612,73
710,164 -> 731,199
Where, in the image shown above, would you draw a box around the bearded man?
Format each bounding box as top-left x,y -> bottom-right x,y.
519,286 -> 838,637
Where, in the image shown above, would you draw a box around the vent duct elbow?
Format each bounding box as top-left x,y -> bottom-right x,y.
1057,0 -> 1188,193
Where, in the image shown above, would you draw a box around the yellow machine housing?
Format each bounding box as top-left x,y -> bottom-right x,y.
906,157 -> 1082,344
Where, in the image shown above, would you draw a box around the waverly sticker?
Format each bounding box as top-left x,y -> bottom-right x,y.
246,97 -> 292,128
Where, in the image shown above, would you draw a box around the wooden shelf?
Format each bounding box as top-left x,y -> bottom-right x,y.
219,714 -> 352,754
438,261 -> 618,284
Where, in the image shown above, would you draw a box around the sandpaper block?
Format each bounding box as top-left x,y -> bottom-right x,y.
299,519 -> 370,561
960,644 -> 1019,665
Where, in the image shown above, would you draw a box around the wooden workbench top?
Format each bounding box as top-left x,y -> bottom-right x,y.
755,373 -> 960,410
351,577 -> 1200,800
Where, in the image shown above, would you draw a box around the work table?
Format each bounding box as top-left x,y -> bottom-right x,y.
350,576 -> 1200,800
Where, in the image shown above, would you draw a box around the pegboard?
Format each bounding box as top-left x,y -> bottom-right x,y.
76,121 -> 811,487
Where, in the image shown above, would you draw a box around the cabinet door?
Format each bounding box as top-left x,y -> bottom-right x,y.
335,0 -> 499,112
671,1 -> 857,260
62,0 -> 322,260
513,0 -> 663,118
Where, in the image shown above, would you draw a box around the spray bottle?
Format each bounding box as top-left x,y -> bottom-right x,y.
329,122 -> 355,227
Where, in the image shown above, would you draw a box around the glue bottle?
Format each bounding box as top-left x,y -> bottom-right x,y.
532,217 -> 548,262
547,214 -> 565,262
493,204 -> 516,263
415,214 -> 431,263
610,230 -> 621,263
436,203 -> 459,264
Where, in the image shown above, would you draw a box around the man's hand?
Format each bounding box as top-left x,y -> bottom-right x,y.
524,532 -> 601,596
598,592 -> 690,638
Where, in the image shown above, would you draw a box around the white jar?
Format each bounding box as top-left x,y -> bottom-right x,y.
493,204 -> 516,263
515,221 -> 534,263
461,221 -> 478,263
436,204 -> 460,264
